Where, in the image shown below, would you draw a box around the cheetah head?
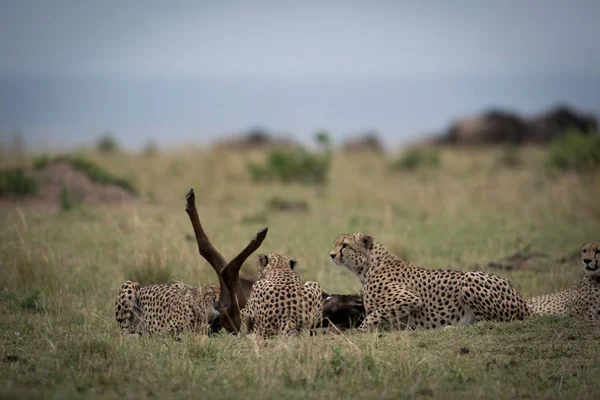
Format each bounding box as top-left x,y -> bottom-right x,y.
202,285 -> 221,323
581,241 -> 600,277
256,253 -> 298,279
329,233 -> 374,278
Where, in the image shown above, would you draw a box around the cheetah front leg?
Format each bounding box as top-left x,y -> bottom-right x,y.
358,286 -> 422,332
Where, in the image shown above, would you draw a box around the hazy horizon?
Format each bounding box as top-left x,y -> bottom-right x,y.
1,0 -> 599,151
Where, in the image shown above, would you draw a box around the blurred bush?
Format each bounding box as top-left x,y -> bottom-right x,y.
389,148 -> 441,171
247,132 -> 332,184
96,133 -> 120,153
0,169 -> 39,197
546,130 -> 600,171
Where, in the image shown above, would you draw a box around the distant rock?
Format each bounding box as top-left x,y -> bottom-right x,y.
527,105 -> 598,143
436,104 -> 598,146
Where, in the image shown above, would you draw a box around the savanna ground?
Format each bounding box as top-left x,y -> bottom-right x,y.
1,144 -> 600,399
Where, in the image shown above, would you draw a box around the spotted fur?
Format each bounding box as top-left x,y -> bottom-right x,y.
527,241 -> 600,325
114,281 -> 220,337
329,233 -> 531,332
240,253 -> 323,338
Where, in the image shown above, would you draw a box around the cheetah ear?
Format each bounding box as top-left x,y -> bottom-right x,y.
289,259 -> 297,270
257,254 -> 269,267
360,234 -> 374,250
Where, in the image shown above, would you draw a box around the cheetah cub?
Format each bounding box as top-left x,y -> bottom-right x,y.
329,233 -> 531,332
240,253 -> 323,339
115,281 -> 220,337
527,241 -> 600,325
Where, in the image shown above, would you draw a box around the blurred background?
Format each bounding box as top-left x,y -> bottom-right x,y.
1,0 -> 599,151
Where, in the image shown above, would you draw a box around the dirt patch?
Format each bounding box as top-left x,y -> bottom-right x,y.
0,161 -> 140,210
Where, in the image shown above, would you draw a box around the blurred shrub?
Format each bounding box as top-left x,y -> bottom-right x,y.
247,147 -> 332,184
0,169 -> 39,197
546,130 -> 600,171
315,130 -> 331,149
32,154 -> 51,170
495,145 -> 522,168
96,133 -> 120,153
390,148 -> 441,171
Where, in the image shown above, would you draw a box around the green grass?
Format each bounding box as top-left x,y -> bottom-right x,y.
1,146 -> 599,399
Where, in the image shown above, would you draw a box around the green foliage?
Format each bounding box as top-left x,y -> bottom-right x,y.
32,154 -> 51,170
314,130 -> 331,149
546,130 -> 600,171
247,147 -> 332,184
390,148 -> 441,171
0,169 -> 39,197
96,133 -> 120,153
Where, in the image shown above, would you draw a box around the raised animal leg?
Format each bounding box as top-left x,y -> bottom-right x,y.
357,286 -> 421,332
460,271 -> 532,322
115,280 -> 141,335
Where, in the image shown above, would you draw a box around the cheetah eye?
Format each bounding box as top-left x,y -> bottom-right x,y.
582,249 -> 587,254
341,243 -> 348,250
596,249 -> 600,255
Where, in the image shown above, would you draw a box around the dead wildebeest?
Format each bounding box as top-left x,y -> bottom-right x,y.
184,189 -> 366,335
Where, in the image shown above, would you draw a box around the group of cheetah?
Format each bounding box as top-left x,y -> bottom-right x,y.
115,234 -> 599,339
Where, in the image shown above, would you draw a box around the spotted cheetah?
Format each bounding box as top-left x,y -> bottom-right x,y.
329,233 -> 531,332
527,241 -> 600,324
240,253 -> 323,338
114,281 -> 220,337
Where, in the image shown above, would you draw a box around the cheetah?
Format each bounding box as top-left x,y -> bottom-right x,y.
240,253 -> 323,338
329,233 -> 531,332
114,281 -> 220,337
527,241 -> 600,325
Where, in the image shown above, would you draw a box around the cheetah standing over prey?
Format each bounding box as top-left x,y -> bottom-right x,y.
329,233 -> 531,332
527,241 -> 600,324
240,253 -> 323,338
115,281 -> 220,336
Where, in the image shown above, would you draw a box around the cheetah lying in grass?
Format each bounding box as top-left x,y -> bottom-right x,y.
329,233 -> 531,332
527,241 -> 600,325
115,281 -> 221,337
240,253 -> 323,338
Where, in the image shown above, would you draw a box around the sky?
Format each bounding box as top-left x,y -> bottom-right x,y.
1,0 -> 599,150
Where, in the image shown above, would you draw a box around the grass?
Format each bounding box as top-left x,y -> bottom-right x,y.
1,145 -> 600,399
